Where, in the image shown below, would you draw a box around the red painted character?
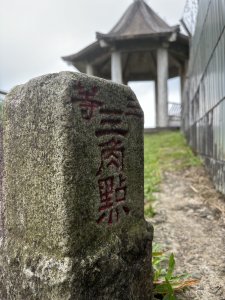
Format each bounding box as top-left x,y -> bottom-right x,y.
97,174 -> 129,225
96,137 -> 124,175
72,82 -> 103,120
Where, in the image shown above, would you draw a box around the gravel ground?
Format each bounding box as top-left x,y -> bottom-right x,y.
148,166 -> 225,300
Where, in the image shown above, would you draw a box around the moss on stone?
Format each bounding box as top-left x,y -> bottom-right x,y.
1,72 -> 153,299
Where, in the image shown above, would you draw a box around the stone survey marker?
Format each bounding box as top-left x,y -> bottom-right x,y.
0,72 -> 153,299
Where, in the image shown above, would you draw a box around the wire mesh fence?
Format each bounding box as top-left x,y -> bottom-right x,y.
182,0 -> 225,194
181,0 -> 199,36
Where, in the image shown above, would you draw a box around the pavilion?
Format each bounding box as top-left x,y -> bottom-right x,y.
62,0 -> 189,128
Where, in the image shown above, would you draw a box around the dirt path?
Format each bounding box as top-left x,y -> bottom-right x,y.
148,166 -> 225,300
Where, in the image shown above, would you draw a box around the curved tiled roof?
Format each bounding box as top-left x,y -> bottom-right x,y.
96,0 -> 179,40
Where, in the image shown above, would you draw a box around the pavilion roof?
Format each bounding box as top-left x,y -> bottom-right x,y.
96,0 -> 179,41
62,0 -> 181,65
62,0 -> 188,81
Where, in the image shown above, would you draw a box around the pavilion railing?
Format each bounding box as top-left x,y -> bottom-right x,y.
168,102 -> 181,119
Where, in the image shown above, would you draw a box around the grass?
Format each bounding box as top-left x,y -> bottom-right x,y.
144,131 -> 202,216
144,131 -> 201,298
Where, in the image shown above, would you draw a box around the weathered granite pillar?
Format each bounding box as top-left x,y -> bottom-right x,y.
0,72 -> 153,299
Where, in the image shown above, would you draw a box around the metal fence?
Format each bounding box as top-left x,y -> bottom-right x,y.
182,0 -> 225,194
181,0 -> 199,36
169,103 -> 181,118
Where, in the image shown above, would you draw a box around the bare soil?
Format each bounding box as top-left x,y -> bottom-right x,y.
148,166 -> 225,300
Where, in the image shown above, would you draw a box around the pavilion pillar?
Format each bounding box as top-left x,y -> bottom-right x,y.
155,80 -> 158,127
179,62 -> 187,107
157,48 -> 169,128
111,51 -> 123,84
86,63 -> 94,76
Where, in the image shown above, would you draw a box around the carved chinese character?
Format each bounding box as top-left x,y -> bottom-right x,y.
98,176 -> 114,211
71,81 -> 103,120
125,98 -> 143,118
96,137 -> 125,175
97,176 -> 114,224
115,174 -> 127,203
95,103 -> 131,225
116,174 -> 130,216
97,174 -> 129,225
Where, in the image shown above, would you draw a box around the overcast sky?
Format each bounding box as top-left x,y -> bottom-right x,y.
0,0 -> 187,127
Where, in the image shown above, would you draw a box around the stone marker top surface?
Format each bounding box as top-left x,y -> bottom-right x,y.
4,71 -> 148,253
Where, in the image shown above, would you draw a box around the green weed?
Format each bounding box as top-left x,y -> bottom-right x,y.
152,244 -> 199,299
